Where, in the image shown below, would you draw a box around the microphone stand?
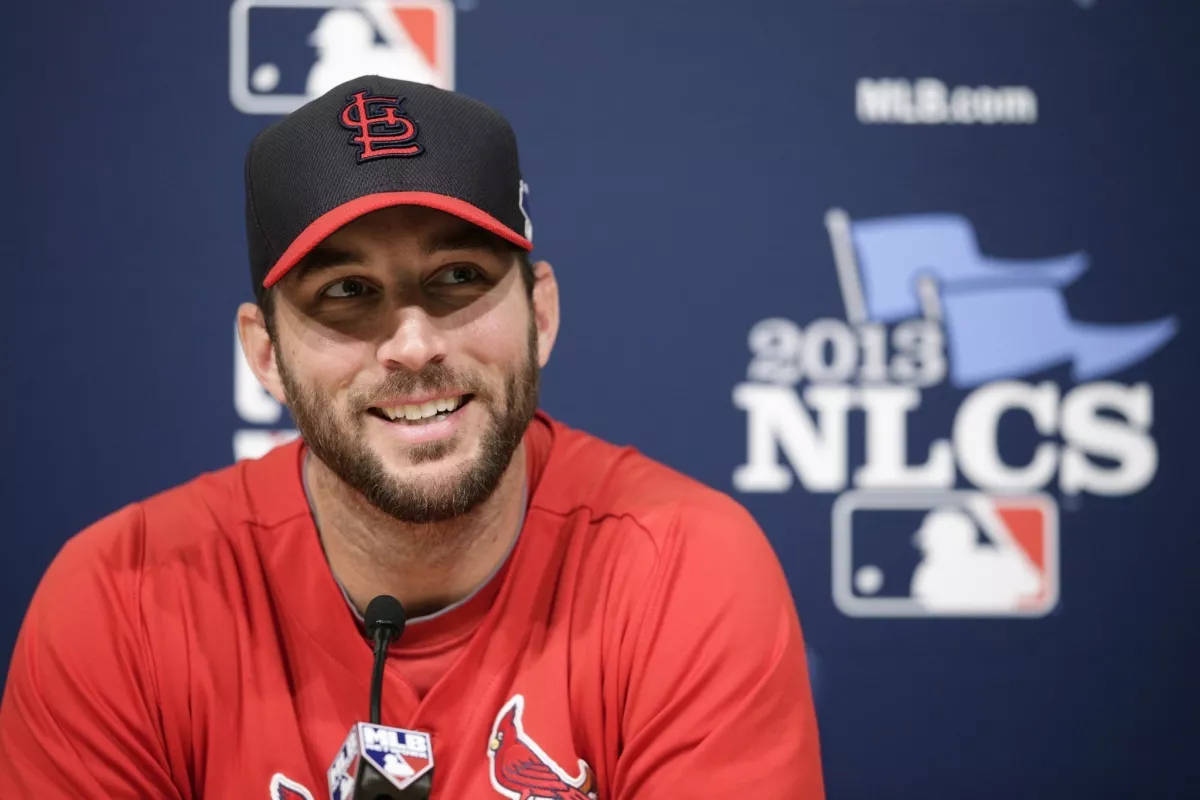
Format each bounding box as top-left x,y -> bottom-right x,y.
327,596 -> 433,800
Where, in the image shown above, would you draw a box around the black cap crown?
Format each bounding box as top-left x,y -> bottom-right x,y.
245,76 -> 532,292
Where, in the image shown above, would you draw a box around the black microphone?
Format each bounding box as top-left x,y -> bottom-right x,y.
365,595 -> 406,725
328,595 -> 434,800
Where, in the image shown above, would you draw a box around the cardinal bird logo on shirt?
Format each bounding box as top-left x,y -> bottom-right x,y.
487,695 -> 598,800
268,772 -> 315,800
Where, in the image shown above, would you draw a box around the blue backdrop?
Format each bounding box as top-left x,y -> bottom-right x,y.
3,0 -> 1198,795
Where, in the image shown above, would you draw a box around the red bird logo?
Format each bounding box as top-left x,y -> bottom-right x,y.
487,695 -> 597,800
268,772 -> 315,800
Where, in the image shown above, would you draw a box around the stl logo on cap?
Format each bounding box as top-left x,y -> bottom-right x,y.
340,90 -> 423,161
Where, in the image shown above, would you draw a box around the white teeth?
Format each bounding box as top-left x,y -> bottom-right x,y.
380,396 -> 463,422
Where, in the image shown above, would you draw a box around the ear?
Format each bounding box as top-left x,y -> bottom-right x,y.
530,260 -> 560,368
236,301 -> 287,405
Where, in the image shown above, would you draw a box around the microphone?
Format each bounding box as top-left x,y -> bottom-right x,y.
328,595 -> 435,800
365,595 -> 406,725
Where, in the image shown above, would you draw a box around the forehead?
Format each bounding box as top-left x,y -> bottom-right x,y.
317,205 -> 510,256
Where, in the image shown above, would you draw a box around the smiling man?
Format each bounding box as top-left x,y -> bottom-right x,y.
252,204 -> 548,618
0,77 -> 823,798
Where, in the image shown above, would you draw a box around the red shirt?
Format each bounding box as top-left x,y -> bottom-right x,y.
0,412 -> 824,798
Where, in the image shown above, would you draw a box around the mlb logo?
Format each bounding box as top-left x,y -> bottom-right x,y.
328,723 -> 435,798
359,723 -> 434,791
832,490 -> 1058,617
230,0 -> 454,115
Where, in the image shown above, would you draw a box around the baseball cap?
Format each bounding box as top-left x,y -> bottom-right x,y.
244,75 -> 533,292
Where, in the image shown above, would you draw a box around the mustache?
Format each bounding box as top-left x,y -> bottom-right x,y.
359,363 -> 488,406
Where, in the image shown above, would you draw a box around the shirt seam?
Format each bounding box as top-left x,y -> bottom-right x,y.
133,501 -> 178,787
525,502 -> 665,558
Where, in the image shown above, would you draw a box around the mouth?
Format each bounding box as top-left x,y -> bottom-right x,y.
368,394 -> 473,425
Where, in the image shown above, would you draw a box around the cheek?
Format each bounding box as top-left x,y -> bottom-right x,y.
283,334 -> 372,398
463,306 -> 533,366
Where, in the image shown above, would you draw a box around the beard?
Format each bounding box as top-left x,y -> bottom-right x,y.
276,321 -> 539,523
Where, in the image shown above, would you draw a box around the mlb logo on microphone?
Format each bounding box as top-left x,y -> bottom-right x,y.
230,0 -> 455,115
328,723 -> 434,799
361,724 -> 431,774
832,491 -> 1059,617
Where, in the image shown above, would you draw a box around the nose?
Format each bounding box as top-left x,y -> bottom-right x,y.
376,305 -> 447,372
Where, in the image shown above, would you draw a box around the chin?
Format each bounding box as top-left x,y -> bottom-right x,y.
378,437 -> 476,476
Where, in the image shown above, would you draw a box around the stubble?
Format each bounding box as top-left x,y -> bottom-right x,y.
276,321 -> 539,523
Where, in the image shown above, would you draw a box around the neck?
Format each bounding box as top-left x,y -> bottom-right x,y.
305,445 -> 527,618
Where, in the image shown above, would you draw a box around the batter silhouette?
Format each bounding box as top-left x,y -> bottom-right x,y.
910,508 -> 1041,612
306,8 -> 437,97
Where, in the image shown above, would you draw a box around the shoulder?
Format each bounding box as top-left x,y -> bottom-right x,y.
21,442 -> 306,645
533,416 -> 779,580
531,432 -> 825,797
0,447 -> 304,795
56,440 -> 306,576
13,438 -> 307,668
536,416 -> 749,516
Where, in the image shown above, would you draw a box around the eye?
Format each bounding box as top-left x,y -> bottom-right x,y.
429,264 -> 486,287
320,278 -> 372,298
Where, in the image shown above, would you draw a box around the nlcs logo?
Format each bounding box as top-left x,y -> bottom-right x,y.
340,90 -> 423,160
733,208 -> 1176,618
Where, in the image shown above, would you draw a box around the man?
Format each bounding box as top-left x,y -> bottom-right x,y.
0,77 -> 823,797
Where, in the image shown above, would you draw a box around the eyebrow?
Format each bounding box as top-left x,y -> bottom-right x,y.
290,223 -> 513,280
292,244 -> 363,278
422,225 -> 512,257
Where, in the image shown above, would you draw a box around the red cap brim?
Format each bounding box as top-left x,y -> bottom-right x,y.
261,191 -> 534,288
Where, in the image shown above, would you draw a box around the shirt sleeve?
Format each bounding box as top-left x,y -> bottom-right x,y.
611,495 -> 825,799
0,504 -> 185,798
